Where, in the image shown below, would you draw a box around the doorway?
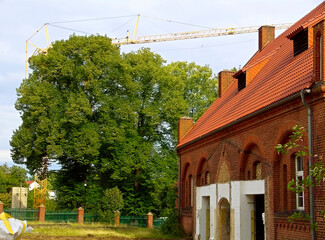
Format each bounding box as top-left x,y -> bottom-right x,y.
255,195 -> 264,240
202,196 -> 210,240
219,198 -> 230,240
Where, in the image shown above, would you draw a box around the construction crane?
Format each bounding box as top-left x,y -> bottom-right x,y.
32,156 -> 49,212
25,15 -> 292,78
112,15 -> 292,45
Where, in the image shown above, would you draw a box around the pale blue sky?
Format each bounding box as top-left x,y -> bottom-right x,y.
0,0 -> 323,169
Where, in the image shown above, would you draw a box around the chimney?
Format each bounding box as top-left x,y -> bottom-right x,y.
259,26 -> 275,51
218,71 -> 235,97
177,117 -> 193,143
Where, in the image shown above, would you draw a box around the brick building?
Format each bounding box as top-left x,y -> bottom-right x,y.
177,2 -> 325,240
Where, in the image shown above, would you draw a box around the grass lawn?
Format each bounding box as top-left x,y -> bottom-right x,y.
22,222 -> 181,240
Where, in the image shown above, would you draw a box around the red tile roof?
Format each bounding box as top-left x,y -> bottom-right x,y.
177,2 -> 325,149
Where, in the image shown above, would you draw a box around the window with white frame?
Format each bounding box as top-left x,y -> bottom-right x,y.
295,156 -> 304,210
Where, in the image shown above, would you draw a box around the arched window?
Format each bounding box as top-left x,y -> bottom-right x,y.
205,171 -> 210,185
197,158 -> 209,186
295,156 -> 304,210
283,164 -> 287,211
182,163 -> 193,208
253,161 -> 262,180
190,175 -> 194,207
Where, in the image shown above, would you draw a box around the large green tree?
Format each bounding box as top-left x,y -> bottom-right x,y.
11,35 -> 217,215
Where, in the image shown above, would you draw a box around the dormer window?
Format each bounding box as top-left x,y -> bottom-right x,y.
291,29 -> 308,56
237,72 -> 246,91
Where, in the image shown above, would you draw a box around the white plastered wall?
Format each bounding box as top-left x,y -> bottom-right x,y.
195,180 -> 265,240
196,184 -> 217,240
239,180 -> 264,239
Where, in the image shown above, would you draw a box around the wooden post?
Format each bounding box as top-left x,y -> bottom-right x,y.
77,207 -> 84,224
147,212 -> 153,228
114,210 -> 120,227
38,204 -> 45,222
0,201 -> 3,214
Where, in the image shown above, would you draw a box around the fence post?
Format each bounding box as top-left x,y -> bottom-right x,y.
147,212 -> 153,228
38,204 -> 45,222
0,201 -> 3,214
77,207 -> 84,224
114,210 -> 120,227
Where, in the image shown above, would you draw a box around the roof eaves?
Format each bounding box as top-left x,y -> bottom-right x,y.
233,69 -> 243,78
176,90 -> 304,151
286,11 -> 325,39
286,26 -> 304,39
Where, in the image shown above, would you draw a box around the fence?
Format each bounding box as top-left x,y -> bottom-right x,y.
45,210 -> 78,222
1,204 -> 164,228
84,213 -> 100,223
3,208 -> 38,221
153,218 -> 165,228
120,216 -> 147,227
120,215 -> 164,228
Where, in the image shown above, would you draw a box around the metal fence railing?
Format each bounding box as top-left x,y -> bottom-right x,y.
3,208 -> 39,221
120,216 -> 147,227
45,210 -> 77,222
2,208 -> 165,227
120,216 -> 164,228
153,218 -> 165,228
84,213 -> 100,223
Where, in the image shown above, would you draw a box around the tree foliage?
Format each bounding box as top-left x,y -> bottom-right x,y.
0,164 -> 28,207
98,187 -> 124,223
11,35 -> 218,215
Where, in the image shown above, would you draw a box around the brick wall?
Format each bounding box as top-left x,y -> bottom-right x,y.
178,91 -> 325,239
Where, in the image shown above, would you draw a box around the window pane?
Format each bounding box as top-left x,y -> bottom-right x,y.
298,195 -> 304,207
206,172 -> 210,185
296,157 -> 303,171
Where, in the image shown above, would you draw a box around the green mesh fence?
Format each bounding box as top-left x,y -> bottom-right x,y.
3,208 -> 165,227
84,213 -> 100,222
3,208 -> 38,221
153,218 -> 165,228
45,210 -> 77,222
120,216 -> 147,227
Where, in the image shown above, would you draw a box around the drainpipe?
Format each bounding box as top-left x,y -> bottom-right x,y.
300,89 -> 315,240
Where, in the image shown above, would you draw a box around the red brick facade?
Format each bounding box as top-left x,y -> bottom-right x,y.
177,3 -> 325,239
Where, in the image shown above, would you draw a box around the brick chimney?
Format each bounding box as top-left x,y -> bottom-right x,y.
177,117 -> 193,143
218,71 -> 235,97
259,26 -> 275,51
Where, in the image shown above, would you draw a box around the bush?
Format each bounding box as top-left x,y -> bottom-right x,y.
97,186 -> 123,223
160,210 -> 184,237
0,193 -> 11,208
160,185 -> 184,237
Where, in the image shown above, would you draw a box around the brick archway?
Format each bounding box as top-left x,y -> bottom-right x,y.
196,157 -> 209,186
219,198 -> 231,240
240,135 -> 266,180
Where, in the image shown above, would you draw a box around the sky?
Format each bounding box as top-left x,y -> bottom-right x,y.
0,0 -> 323,169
